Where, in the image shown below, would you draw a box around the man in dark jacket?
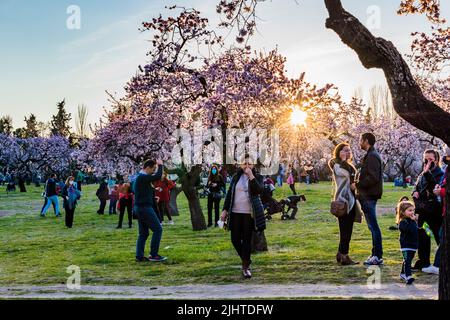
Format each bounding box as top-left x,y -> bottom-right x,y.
412,149 -> 444,271
356,133 -> 384,265
96,180 -> 109,215
40,173 -> 61,217
133,159 -> 166,262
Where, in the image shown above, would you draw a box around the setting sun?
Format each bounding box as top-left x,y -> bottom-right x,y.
290,109 -> 308,127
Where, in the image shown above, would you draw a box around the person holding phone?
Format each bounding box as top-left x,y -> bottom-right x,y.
412,149 -> 444,272
329,143 -> 361,266
133,159 -> 166,262
220,155 -> 266,279
425,147 -> 450,275
61,176 -> 81,228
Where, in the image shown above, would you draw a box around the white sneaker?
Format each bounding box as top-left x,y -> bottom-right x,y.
364,256 -> 384,266
400,273 -> 407,281
168,220 -> 174,225
422,265 -> 439,275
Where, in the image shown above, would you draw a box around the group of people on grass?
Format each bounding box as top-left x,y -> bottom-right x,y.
38,169 -> 177,230
277,162 -> 317,196
133,157 -> 266,279
396,148 -> 448,281
40,174 -> 81,229
35,131 -> 449,283
330,132 -> 449,285
96,181 -> 136,229
95,179 -> 135,228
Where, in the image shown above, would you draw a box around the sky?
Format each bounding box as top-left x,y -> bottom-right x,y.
0,0 -> 449,129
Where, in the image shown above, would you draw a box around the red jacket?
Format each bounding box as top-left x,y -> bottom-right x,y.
440,174 -> 447,217
117,192 -> 134,210
154,179 -> 175,202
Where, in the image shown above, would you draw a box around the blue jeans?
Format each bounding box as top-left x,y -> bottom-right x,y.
402,250 -> 416,277
277,175 -> 283,186
109,200 -> 117,214
135,205 -> 163,259
360,199 -> 383,259
41,195 -> 60,216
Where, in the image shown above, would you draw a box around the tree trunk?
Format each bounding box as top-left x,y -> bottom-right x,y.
251,231 -> 268,253
323,0 -> 450,300
401,166 -> 408,189
439,168 -> 450,300
18,178 -> 26,193
181,165 -> 207,231
169,186 -> 183,216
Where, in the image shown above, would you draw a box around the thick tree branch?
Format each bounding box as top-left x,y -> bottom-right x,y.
324,0 -> 450,146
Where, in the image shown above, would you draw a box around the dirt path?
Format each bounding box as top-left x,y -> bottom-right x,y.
0,283 -> 438,299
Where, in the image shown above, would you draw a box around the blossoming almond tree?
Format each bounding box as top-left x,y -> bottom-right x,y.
80,7 -> 293,232
0,134 -> 72,192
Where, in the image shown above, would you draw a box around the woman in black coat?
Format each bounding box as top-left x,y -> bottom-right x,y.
206,165 -> 226,227
220,158 -> 266,279
96,180 -> 109,215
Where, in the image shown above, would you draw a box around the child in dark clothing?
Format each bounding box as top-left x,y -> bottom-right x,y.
397,201 -> 418,285
109,185 -> 119,215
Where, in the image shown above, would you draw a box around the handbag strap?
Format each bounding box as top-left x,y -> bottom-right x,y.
330,164 -> 348,204
330,166 -> 336,201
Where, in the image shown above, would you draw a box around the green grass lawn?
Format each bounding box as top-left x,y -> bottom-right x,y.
0,182 -> 440,287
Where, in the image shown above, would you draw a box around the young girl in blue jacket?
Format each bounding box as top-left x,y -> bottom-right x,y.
397,201 -> 418,285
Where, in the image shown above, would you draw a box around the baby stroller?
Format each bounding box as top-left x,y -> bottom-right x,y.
261,184 -> 284,220
280,195 -> 307,220
262,182 -> 307,220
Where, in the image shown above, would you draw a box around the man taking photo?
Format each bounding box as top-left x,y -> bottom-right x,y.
133,159 -> 166,262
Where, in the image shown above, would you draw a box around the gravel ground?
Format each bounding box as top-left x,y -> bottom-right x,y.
0,283 -> 438,300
